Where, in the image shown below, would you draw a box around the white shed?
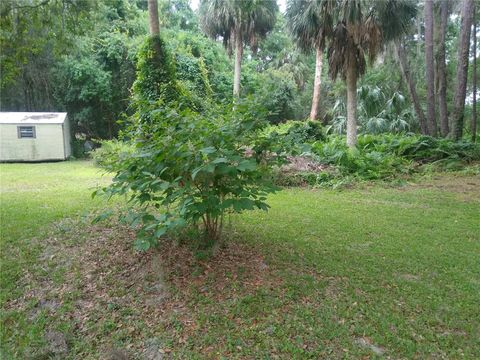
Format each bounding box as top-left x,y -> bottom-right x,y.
0,112 -> 72,162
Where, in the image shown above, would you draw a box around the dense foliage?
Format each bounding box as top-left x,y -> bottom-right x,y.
2,0 -> 477,144
95,100 -> 282,247
328,85 -> 415,135
273,131 -> 480,187
260,120 -> 326,154
132,36 -> 180,106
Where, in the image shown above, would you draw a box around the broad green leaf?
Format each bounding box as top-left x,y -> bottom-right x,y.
92,210 -> 113,224
155,227 -> 167,238
212,157 -> 228,164
192,166 -> 203,180
237,159 -> 257,172
200,147 -> 216,155
134,238 -> 151,251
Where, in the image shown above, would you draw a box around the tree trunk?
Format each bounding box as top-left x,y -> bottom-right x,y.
425,0 -> 437,136
309,46 -> 323,121
433,2 -> 440,118
148,0 -> 160,36
472,5 -> 477,142
417,12 -> 422,59
346,61 -> 357,148
452,0 -> 475,140
233,30 -> 243,97
436,0 -> 449,137
395,41 -> 429,134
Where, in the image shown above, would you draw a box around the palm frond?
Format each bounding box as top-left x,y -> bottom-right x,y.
327,0 -> 416,81
199,0 -> 277,53
286,0 -> 336,53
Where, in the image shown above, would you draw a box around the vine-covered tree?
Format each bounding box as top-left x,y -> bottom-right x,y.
133,0 -> 180,113
199,0 -> 278,97
328,0 -> 416,147
286,0 -> 334,121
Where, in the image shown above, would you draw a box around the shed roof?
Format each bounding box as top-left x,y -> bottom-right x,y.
0,112 -> 67,124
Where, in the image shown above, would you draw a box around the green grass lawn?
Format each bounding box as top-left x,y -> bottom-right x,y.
0,161 -> 111,301
1,161 -> 479,359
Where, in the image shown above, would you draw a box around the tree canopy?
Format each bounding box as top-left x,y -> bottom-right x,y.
0,0 -> 478,145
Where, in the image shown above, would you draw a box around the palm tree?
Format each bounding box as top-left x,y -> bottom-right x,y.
328,0 -> 416,147
286,0 -> 335,121
148,0 -> 160,36
199,0 -> 278,97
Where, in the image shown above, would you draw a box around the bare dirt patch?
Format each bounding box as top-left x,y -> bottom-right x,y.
281,155 -> 330,173
5,217 -> 277,358
400,174 -> 480,201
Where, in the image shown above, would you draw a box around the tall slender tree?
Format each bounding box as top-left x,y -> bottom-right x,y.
395,40 -> 428,134
436,0 -> 449,137
199,0 -> 277,97
286,0 -> 335,121
424,0 -> 437,136
452,0 -> 475,140
472,4 -> 477,142
328,0 -> 416,147
416,5 -> 423,59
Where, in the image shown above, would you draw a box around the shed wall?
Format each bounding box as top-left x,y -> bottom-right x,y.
62,117 -> 72,158
0,124 -> 66,161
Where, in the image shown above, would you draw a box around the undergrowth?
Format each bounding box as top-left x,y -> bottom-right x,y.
267,126 -> 480,187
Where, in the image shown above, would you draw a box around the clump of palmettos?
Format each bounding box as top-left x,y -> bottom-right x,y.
287,0 -> 416,147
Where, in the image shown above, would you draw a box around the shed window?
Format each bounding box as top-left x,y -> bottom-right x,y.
18,126 -> 36,138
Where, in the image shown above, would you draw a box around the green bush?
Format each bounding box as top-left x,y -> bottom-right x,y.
264,120 -> 325,141
71,138 -> 90,159
257,69 -> 301,124
393,137 -> 480,163
309,134 -> 480,181
95,100 -> 282,249
91,139 -> 137,172
312,137 -> 410,180
260,120 -> 326,155
287,120 -> 326,143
